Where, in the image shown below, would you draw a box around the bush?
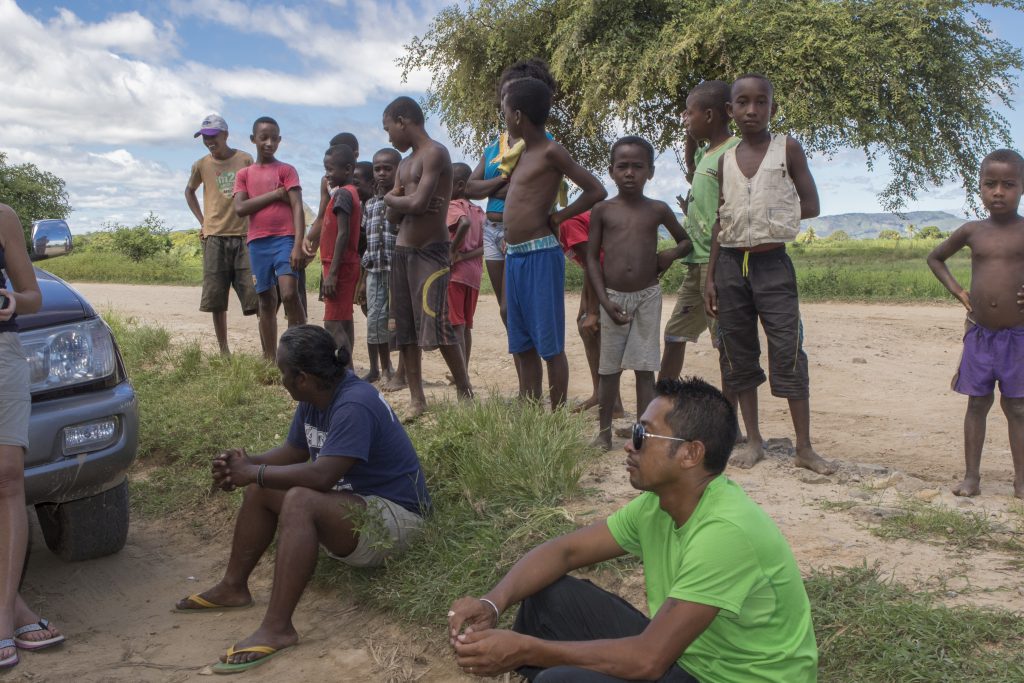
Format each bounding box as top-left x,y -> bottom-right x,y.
877,229 -> 901,240
106,213 -> 172,262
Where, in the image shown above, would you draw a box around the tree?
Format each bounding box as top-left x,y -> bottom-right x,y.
825,229 -> 850,242
402,0 -> 1021,210
797,226 -> 818,243
0,152 -> 72,244
105,213 -> 171,262
917,225 -> 945,239
877,229 -> 902,240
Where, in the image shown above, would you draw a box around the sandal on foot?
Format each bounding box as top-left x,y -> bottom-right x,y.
14,619 -> 65,651
211,644 -> 292,674
0,639 -> 18,669
174,594 -> 254,613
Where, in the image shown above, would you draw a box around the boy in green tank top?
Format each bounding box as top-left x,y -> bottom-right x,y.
660,82 -> 742,429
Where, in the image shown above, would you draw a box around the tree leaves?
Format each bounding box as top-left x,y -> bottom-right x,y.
0,152 -> 72,245
400,0 -> 1022,210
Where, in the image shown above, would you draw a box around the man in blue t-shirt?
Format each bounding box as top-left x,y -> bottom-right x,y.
174,325 -> 430,674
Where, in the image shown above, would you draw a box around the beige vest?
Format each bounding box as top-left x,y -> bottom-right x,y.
718,134 -> 801,248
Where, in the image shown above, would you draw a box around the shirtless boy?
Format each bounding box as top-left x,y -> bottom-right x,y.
500,77 -> 606,408
928,149 -> 1024,499
588,136 -> 691,449
704,74 -> 834,475
382,97 -> 472,418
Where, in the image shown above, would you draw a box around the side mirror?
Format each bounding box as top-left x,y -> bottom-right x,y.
30,220 -> 73,260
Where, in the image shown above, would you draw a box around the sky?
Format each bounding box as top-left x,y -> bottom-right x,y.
1,0 -> 1023,233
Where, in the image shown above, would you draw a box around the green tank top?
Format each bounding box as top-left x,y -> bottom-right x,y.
683,137 -> 740,264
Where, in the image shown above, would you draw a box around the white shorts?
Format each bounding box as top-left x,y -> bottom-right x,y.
323,494 -> 425,567
483,219 -> 506,261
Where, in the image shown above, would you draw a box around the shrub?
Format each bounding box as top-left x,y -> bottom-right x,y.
106,213 -> 172,262
877,229 -> 901,240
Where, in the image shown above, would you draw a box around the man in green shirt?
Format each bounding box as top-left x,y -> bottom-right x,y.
447,377 -> 817,682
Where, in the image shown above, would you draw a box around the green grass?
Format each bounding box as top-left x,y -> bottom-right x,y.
871,500 -> 1023,554
808,564 -> 1024,682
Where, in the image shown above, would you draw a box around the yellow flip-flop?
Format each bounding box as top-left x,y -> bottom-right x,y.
173,593 -> 254,613
211,644 -> 292,674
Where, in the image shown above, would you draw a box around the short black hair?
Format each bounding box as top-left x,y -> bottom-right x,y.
505,78 -> 551,127
497,58 -> 558,101
329,132 -> 359,153
452,162 -> 472,184
732,73 -> 774,98
373,147 -> 402,165
611,135 -> 655,166
354,160 -> 374,180
252,116 -> 279,133
384,96 -> 425,126
324,143 -> 355,168
655,377 -> 738,474
688,80 -> 731,119
981,148 -> 1024,179
279,325 -> 350,387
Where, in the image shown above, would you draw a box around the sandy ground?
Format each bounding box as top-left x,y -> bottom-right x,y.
15,282 -> 1024,681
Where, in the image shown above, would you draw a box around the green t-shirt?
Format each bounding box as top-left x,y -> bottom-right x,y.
682,137 -> 740,264
606,476 -> 817,682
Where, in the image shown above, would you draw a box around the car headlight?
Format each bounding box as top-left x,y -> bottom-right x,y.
20,317 -> 117,394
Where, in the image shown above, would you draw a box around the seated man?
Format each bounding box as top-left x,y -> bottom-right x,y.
448,377 -> 817,682
174,325 -> 430,674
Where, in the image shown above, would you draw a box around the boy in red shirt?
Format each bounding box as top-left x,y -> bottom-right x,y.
446,163 -> 485,371
233,116 -> 305,359
315,144 -> 361,361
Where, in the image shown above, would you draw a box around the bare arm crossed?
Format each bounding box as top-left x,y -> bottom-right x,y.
928,223 -> 975,311
548,143 -> 608,227
384,144 -> 449,215
658,201 -> 693,273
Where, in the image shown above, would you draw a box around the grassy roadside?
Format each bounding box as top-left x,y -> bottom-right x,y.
46,235 -> 971,302
111,317 -> 1024,681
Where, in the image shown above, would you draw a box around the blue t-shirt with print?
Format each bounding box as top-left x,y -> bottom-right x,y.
286,372 -> 431,515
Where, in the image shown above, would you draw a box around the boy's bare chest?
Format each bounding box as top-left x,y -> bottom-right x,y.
510,152 -> 556,188
734,145 -> 771,179
970,228 -> 1024,262
400,157 -> 424,188
601,207 -> 660,246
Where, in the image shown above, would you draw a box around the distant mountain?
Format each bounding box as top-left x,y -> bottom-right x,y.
799,211 -> 965,239
659,211 -> 965,241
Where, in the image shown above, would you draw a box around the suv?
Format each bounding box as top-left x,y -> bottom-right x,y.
15,220 -> 139,561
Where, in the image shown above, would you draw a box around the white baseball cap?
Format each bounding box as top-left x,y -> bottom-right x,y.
194,114 -> 228,138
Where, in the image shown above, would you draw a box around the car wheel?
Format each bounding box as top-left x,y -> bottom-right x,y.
35,480 -> 130,561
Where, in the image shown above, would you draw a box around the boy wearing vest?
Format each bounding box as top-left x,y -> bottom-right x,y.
704,74 -> 835,475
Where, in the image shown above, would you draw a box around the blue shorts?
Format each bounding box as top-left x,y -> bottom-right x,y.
248,235 -> 296,294
505,235 -> 565,360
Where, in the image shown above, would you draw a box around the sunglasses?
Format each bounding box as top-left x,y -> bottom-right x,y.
631,423 -> 690,451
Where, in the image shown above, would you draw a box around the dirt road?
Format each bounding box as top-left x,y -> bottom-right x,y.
15,283 -> 1022,681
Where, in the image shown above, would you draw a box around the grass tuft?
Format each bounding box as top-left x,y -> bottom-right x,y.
872,500 -> 1023,553
808,564 -> 1024,682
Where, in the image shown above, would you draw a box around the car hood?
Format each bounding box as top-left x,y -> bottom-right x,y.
15,269 -> 92,331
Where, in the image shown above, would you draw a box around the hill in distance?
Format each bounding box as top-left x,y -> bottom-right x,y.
799,211 -> 965,239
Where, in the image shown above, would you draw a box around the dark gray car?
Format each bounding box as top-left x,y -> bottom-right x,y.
17,219 -> 139,561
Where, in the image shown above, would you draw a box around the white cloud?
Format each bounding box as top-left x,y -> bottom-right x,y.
0,0 -> 212,145
51,7 -> 179,59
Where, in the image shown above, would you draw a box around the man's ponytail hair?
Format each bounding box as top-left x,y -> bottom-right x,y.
279,325 -> 349,386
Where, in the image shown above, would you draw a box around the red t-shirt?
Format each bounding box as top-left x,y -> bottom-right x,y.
233,160 -> 301,242
321,185 -> 362,266
446,199 -> 485,289
559,211 -> 597,267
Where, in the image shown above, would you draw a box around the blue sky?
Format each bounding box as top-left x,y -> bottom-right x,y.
1,0 -> 1022,233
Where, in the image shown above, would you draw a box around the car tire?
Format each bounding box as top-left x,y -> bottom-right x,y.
35,480 -> 130,561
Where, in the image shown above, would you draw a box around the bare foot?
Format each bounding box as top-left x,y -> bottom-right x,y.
731,441 -> 765,469
735,432 -> 748,445
572,395 -> 599,413
589,432 -> 612,451
361,370 -> 380,384
403,402 -> 427,423
174,583 -> 252,611
952,477 -> 981,497
794,446 -> 838,475
220,625 -> 298,665
381,376 -> 407,393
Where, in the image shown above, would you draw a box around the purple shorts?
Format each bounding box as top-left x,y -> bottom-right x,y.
953,320 -> 1024,398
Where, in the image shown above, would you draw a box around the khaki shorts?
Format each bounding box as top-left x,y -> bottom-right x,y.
599,284 -> 662,375
324,495 -> 425,568
200,236 -> 259,315
0,332 -> 30,450
664,262 -> 718,346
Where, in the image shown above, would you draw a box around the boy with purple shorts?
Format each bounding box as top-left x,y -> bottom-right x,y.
928,148 -> 1024,500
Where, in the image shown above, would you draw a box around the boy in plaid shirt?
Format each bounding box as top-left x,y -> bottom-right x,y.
361,148 -> 402,384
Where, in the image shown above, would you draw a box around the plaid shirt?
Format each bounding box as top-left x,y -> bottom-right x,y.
360,196 -> 398,273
